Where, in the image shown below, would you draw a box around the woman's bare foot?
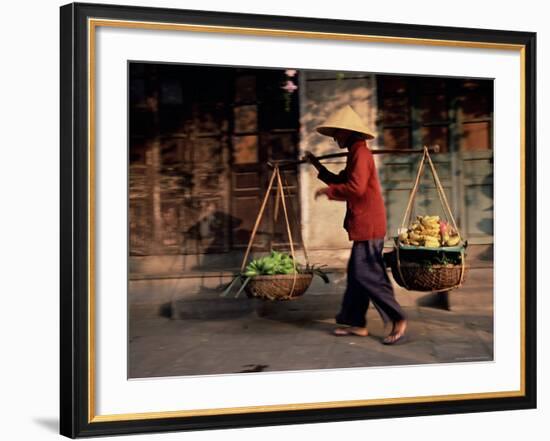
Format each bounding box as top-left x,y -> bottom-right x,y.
333,326 -> 369,337
383,320 -> 407,345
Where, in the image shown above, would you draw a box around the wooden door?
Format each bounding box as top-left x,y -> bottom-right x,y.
129,64 -> 302,260
456,79 -> 494,243
377,75 -> 493,244
230,69 -> 301,252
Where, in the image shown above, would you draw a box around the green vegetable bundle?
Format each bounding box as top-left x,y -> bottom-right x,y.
220,250 -> 330,298
243,250 -> 297,277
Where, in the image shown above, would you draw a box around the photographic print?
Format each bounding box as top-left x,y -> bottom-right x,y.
60,3 -> 535,436
128,63 -> 494,378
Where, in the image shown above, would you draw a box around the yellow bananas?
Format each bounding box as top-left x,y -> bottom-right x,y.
398,215 -> 461,248
445,235 -> 461,246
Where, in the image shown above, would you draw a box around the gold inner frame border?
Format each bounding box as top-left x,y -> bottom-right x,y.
87,17 -> 527,423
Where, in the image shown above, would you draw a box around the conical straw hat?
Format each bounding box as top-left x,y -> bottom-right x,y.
315,105 -> 374,140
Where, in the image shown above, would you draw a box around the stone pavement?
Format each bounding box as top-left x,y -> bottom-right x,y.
129,267 -> 493,378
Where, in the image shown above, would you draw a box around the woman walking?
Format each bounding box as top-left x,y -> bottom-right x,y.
303,105 -> 407,345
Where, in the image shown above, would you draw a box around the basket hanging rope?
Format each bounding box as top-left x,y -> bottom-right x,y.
237,165 -> 313,301
388,146 -> 467,292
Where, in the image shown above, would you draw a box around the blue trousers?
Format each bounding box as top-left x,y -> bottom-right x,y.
335,239 -> 406,328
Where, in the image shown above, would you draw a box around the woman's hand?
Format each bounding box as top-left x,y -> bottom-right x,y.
314,187 -> 329,200
302,150 -> 322,170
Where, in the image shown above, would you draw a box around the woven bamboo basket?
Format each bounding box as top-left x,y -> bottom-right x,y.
244,273 -> 314,301
237,165 -> 316,301
389,259 -> 467,292
386,146 -> 469,292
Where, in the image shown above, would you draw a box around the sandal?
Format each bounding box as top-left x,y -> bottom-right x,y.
382,320 -> 408,345
333,327 -> 369,337
382,332 -> 408,345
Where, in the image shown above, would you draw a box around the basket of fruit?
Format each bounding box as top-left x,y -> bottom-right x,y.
385,147 -> 468,292
386,215 -> 467,292
221,251 -> 329,301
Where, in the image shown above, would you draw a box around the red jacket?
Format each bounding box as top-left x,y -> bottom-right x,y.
317,139 -> 387,241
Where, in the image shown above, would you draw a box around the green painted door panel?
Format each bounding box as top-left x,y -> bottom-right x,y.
378,151 -> 493,245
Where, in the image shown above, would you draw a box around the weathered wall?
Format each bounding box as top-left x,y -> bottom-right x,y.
298,70 -> 380,252
128,69 -> 494,278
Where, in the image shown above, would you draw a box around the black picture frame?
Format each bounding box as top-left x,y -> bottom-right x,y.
60,2 -> 537,438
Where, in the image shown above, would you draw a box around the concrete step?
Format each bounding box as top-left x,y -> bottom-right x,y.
130,267 -> 493,318
129,245 -> 493,280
